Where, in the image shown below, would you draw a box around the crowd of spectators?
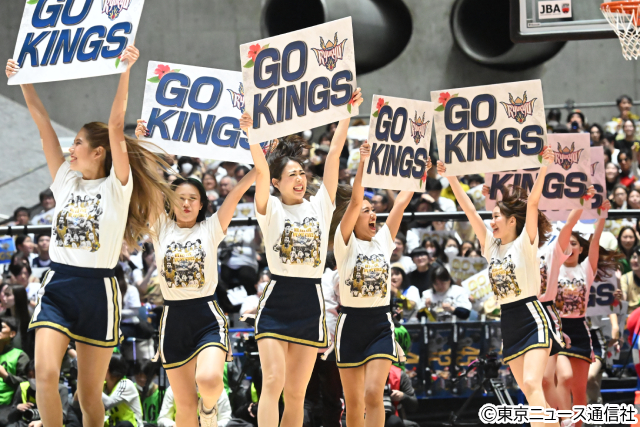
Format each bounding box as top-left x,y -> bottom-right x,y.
1,94 -> 640,426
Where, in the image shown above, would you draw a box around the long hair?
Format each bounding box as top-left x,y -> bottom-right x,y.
82,122 -> 178,248
617,226 -> 637,260
496,185 -> 551,247
10,285 -> 33,358
170,177 -> 208,223
571,231 -> 624,281
328,183 -> 363,245
266,135 -> 309,188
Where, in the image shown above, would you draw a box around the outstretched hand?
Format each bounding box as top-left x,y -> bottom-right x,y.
360,140 -> 370,161
5,59 -> 18,79
541,145 -> 555,165
350,87 -> 364,108
436,160 -> 447,176
482,185 -> 490,197
240,112 -> 253,134
120,45 -> 140,68
600,199 -> 611,212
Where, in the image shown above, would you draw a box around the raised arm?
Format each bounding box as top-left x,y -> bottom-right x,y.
437,161 -> 487,249
217,168 -> 257,233
386,189 -> 416,241
108,45 -> 139,186
589,200 -> 611,275
323,88 -> 363,202
557,209 -> 583,252
7,60 -> 64,179
339,141 -> 369,245
240,112 -> 271,215
525,146 -> 554,245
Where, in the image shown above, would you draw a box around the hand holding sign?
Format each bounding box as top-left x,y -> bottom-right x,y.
360,140 -> 371,161
5,59 -> 18,79
135,120 -> 148,139
541,145 -> 555,165
119,45 -> 139,68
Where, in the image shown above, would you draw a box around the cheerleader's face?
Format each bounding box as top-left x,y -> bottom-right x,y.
272,161 -> 306,205
490,207 -> 516,240
565,235 -> 583,265
354,200 -> 377,240
69,128 -> 106,176
174,183 -> 203,225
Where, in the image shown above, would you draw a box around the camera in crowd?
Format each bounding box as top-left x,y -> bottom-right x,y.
383,382 -> 394,414
23,408 -> 40,422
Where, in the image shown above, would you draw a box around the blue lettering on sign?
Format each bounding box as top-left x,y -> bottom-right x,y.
588,283 -> 615,307
442,94 -> 544,164
251,40 -> 354,129
18,0 -> 133,68
489,171 -> 589,201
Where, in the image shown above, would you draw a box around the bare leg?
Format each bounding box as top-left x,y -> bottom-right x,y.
586,359 -> 603,405
257,339 -> 287,427
339,366 -> 366,427
542,354 -> 560,409
281,344 -> 319,427
165,358 -> 198,427
75,342 -> 117,427
509,348 -> 559,427
34,329 -> 70,427
195,347 -> 227,409
568,358 -> 590,427
363,359 -> 393,427
555,355 -> 574,419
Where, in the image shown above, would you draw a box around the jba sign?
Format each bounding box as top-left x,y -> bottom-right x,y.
538,0 -> 572,20
240,18 -> 357,144
485,134 -> 591,213
9,0 -> 144,85
140,61 -> 261,163
430,80 -> 547,176
362,95 -> 434,192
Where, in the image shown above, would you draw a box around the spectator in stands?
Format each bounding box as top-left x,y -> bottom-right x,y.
590,124 -> 604,146
566,110 -> 586,132
133,361 -> 162,426
425,178 -> 456,212
338,157 -> 351,185
466,174 -> 484,190
546,108 -> 562,132
235,165 -> 250,182
158,386 -> 232,427
420,265 -> 471,321
30,189 -> 56,225
605,163 -> 620,196
629,188 -> 640,210
7,263 -> 30,290
0,317 -> 29,409
213,176 -> 237,211
464,248 -> 481,258
119,241 -> 143,291
390,264 -> 420,322
371,192 -> 392,213
203,170 -> 218,192
422,238 -> 446,266
390,232 -> 416,273
6,286 -> 33,358
11,208 -> 30,227
310,143 -> 329,177
31,235 -> 51,269
621,246 -> 640,313
607,95 -> 638,137
460,241 -> 475,256
603,147 -> 613,166
14,236 -> 34,261
408,247 -> 434,294
617,149 -> 637,188
384,363 -> 417,427
443,238 -> 461,264
611,184 -> 629,209
618,226 -> 638,274
102,354 -> 144,427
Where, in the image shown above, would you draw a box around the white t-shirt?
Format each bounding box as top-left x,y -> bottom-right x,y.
555,257 -> 595,318
420,285 -> 472,320
334,224 -> 394,308
255,184 -> 335,279
50,162 -> 133,269
240,294 -> 260,315
482,225 -> 540,305
151,213 -> 226,301
31,207 -> 55,225
538,239 -> 571,302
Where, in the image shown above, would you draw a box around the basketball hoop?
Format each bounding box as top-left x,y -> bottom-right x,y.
601,0 -> 640,59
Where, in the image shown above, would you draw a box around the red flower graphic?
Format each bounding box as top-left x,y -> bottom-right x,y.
612,300 -> 620,307
248,44 -> 261,61
154,64 -> 171,79
376,97 -> 385,112
438,92 -> 451,107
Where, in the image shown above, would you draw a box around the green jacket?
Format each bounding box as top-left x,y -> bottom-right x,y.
0,345 -> 29,406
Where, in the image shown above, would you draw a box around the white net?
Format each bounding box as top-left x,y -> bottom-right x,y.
601,2 -> 640,60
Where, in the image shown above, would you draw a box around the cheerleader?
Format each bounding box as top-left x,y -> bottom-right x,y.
331,141 -> 428,427
437,149 -> 562,427
554,203 -> 617,427
134,124 -> 256,427
6,47 -> 175,427
239,88 -> 363,427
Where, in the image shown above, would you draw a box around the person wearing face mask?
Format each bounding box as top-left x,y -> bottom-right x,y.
329,141 -> 422,427
420,266 -> 471,321
240,89 -> 364,427
442,238 -> 461,271
137,119 -> 258,427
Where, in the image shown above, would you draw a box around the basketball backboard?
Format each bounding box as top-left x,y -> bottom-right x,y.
510,0 -> 617,42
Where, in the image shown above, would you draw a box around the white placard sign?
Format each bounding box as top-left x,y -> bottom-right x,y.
431,80 -> 547,176
240,17 -> 358,144
484,134 -> 591,216
9,0 -> 144,85
586,271 -> 622,317
461,269 -> 492,312
361,95 -> 433,191
140,61 -> 258,163
450,256 -> 488,284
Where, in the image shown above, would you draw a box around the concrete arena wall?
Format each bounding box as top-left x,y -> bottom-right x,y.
0,0 -> 638,142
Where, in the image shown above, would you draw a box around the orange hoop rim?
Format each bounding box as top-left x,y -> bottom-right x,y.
600,0 -> 640,14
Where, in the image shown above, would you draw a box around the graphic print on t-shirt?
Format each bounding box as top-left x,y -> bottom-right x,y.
539,254 -> 549,295
54,192 -> 103,252
488,255 -> 521,299
556,278 -> 588,316
273,218 -> 322,267
161,240 -> 206,288
346,254 -> 390,298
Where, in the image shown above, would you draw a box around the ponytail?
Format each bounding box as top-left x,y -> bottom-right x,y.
496,185 -> 551,247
